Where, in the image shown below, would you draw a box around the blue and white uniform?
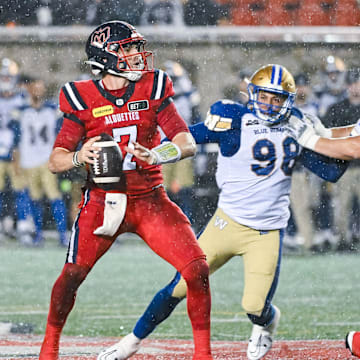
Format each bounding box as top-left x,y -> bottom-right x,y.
191,100 -> 345,230
17,101 -> 61,169
129,99 -> 346,343
15,100 -> 67,245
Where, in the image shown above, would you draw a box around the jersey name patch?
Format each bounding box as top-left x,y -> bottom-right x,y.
92,105 -> 114,118
245,119 -> 260,126
127,100 -> 149,111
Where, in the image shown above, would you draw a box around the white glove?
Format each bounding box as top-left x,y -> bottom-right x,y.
286,115 -> 321,151
350,118 -> 360,136
303,112 -> 332,138
204,111 -> 232,131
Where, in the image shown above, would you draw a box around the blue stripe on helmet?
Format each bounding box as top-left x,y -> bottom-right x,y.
278,66 -> 283,85
271,66 -> 276,85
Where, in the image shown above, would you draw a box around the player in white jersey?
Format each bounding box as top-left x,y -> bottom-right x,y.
14,77 -> 68,246
0,58 -> 33,242
97,64 -> 348,360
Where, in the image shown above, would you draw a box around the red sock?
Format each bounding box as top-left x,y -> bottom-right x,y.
182,259 -> 212,359
353,332 -> 360,357
39,323 -> 62,360
39,264 -> 88,360
191,330 -> 212,360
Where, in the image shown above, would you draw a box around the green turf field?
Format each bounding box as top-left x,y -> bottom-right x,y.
0,236 -> 359,342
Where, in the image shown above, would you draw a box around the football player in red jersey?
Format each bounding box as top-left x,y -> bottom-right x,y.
39,21 -> 213,360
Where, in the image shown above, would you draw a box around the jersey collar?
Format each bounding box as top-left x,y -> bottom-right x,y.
93,79 -> 135,108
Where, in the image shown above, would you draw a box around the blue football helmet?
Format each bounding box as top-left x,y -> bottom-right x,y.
247,64 -> 296,125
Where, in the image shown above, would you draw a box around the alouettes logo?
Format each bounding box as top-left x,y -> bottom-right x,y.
91,26 -> 111,46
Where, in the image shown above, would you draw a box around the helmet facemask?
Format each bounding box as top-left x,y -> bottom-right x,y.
248,84 -> 295,125
105,39 -> 153,81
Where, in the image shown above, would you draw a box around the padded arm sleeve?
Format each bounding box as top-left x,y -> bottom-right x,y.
299,148 -> 349,183
189,122 -> 223,144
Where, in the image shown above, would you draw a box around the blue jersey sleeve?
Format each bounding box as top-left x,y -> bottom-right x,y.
188,100 -> 247,157
189,122 -> 223,144
298,148 -> 348,183
189,123 -> 241,157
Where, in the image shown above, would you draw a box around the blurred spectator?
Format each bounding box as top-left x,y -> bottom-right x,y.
309,55 -> 349,251
140,0 -> 183,26
0,58 -> 32,244
322,67 -> 360,251
161,60 -> 200,224
183,0 -> 229,26
286,72 -> 324,251
222,70 -> 251,104
315,55 -> 348,119
15,76 -> 68,246
85,0 -> 144,26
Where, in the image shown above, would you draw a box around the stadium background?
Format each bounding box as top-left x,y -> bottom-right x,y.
0,26 -> 359,115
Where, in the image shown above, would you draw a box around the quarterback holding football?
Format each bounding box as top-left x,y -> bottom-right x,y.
39,21 -> 213,360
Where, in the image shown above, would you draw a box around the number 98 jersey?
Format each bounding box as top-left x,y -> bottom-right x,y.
214,101 -> 300,230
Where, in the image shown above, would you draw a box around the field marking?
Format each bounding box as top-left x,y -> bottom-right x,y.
0,335 -> 358,360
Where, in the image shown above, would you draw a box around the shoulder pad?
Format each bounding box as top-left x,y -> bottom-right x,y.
150,69 -> 173,100
60,81 -> 89,113
291,106 -> 303,119
210,99 -> 246,117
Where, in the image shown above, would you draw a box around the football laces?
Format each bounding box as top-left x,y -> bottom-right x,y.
92,150 -> 101,175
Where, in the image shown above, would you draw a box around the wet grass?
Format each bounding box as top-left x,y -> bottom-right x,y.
0,236 -> 358,341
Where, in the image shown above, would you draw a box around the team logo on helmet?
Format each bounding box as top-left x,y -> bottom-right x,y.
90,26 -> 111,46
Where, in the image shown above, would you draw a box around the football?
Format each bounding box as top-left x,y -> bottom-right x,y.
89,133 -> 123,191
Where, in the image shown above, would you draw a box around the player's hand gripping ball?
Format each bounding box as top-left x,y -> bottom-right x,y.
89,133 -> 123,191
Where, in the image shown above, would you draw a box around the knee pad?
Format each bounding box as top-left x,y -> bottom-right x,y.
62,263 -> 89,287
181,258 -> 209,290
242,293 -> 265,317
181,258 -> 209,281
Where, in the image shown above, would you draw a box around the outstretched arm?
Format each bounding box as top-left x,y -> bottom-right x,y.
286,115 -> 360,161
125,131 -> 196,165
314,136 -> 360,160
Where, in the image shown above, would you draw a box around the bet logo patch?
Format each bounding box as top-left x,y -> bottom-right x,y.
128,100 -> 149,111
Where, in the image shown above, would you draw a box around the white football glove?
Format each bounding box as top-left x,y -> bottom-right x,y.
350,118 -> 360,136
286,115 -> 320,151
302,112 -> 332,138
204,111 -> 232,132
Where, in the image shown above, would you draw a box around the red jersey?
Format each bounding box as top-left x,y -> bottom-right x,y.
54,69 -> 189,194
